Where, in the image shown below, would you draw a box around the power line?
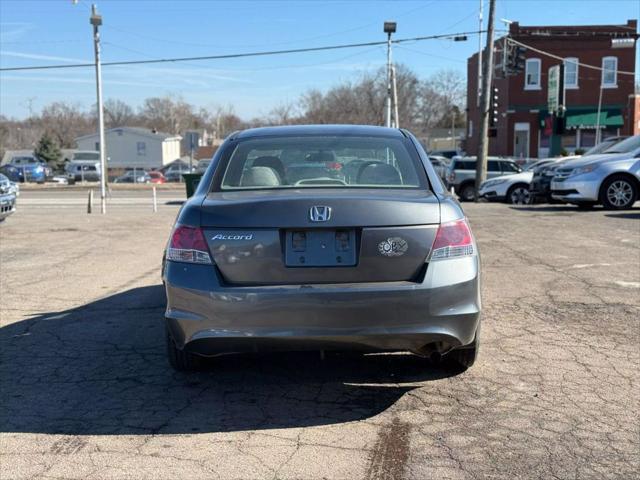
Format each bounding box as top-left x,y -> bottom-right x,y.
508,38 -> 637,76
103,41 -> 385,73
394,45 -> 466,64
0,30 -> 485,72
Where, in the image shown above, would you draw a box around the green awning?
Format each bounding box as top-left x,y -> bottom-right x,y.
565,110 -> 623,129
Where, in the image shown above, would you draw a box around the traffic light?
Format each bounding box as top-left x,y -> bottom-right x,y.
513,46 -> 526,72
490,87 -> 499,127
505,41 -> 527,76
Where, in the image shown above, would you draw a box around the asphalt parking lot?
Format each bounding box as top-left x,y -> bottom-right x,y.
1,190 -> 638,480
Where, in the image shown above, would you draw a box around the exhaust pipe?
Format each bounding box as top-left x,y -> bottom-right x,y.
413,342 -> 447,362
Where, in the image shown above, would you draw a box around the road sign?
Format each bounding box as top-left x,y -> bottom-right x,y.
548,64 -> 565,116
185,131 -> 199,151
548,65 -> 560,114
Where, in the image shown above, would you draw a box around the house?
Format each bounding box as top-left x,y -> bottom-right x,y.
194,145 -> 219,161
75,127 -> 182,170
419,128 -> 465,153
466,20 -> 638,159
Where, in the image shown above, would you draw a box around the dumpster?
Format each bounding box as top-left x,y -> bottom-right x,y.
182,173 -> 203,198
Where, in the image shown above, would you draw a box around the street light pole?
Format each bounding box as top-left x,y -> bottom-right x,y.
383,22 -> 396,128
91,4 -> 107,214
391,65 -> 400,128
475,0 -> 496,201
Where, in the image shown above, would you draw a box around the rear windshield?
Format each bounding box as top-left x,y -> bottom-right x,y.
219,136 -> 427,190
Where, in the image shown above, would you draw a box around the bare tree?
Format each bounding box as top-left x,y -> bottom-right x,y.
40,102 -> 93,148
103,99 -> 136,128
139,96 -> 195,134
268,102 -> 299,125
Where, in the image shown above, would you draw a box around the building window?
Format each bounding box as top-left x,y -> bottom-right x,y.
95,142 -> 100,151
468,120 -> 473,138
602,57 -> 617,88
524,59 -> 541,90
137,141 -> 146,156
564,57 -> 578,88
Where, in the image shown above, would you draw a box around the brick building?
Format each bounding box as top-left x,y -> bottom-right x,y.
466,20 -> 638,159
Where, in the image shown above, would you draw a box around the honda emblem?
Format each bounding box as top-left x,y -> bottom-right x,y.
309,206 -> 332,222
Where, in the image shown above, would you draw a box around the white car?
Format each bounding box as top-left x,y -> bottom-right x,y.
479,171 -> 533,205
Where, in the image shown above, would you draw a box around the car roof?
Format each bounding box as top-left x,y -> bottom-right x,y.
233,124 -> 406,140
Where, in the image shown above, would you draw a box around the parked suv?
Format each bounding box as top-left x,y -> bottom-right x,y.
0,155 -> 50,183
550,135 -> 640,209
446,157 -> 521,201
65,161 -> 101,182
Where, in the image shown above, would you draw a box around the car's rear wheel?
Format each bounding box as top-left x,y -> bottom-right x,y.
446,331 -> 479,370
600,175 -> 638,210
507,184 -> 531,205
166,325 -> 201,371
459,183 -> 476,202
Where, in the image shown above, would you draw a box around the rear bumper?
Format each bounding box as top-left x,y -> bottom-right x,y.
164,256 -> 481,356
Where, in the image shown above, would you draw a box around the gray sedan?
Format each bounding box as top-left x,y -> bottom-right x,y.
163,125 -> 481,371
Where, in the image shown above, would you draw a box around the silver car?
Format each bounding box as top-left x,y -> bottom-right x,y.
163,125 -> 481,371
0,174 -> 17,222
551,135 -> 640,209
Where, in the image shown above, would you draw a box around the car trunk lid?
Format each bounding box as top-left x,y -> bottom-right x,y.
200,188 -> 440,285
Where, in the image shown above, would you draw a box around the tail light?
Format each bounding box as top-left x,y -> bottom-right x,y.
429,218 -> 475,261
166,225 -> 212,265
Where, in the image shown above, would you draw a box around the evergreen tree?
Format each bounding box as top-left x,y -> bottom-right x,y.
34,132 -> 61,168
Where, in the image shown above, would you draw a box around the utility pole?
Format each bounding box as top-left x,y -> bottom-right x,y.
477,0 -> 483,106
383,22 -> 396,128
475,0 -> 496,201
91,4 -> 107,214
595,84 -> 604,144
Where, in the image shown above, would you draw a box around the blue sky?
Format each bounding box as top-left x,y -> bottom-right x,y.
1,0 -> 638,119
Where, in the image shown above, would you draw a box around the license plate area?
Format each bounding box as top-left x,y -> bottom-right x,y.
285,229 -> 357,267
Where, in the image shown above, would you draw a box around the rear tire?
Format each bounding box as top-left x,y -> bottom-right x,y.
459,183 -> 476,202
600,174 -> 638,210
446,332 -> 479,370
166,325 -> 201,371
507,184 -> 531,205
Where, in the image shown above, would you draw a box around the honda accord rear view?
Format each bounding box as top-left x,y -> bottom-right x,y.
163,125 -> 481,370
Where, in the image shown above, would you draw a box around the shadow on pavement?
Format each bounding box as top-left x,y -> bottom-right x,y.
604,211 -> 640,220
509,205 -> 590,212
0,285 -> 455,435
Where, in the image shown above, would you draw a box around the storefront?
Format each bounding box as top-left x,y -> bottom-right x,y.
537,109 -> 623,157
